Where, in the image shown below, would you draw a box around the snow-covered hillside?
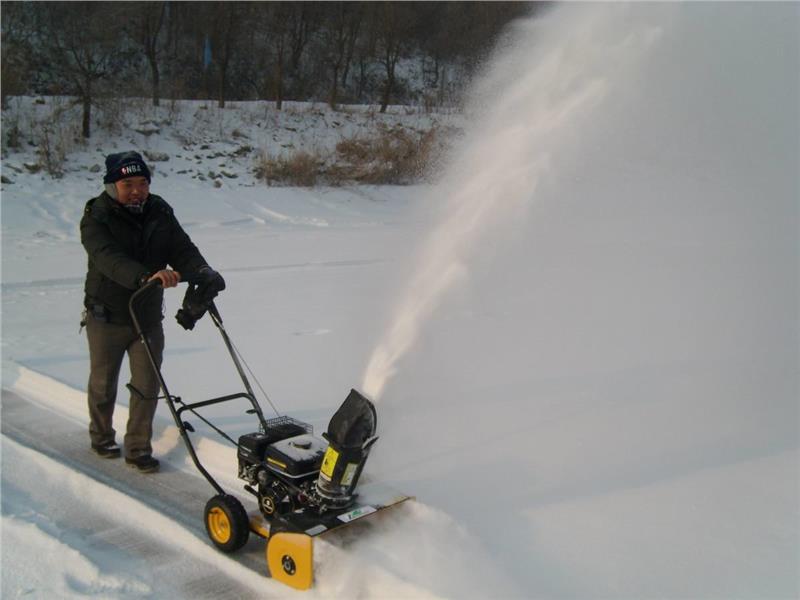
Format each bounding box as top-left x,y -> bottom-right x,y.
2,3 -> 798,599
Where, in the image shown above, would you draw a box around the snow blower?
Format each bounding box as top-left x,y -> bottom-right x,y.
129,278 -> 409,590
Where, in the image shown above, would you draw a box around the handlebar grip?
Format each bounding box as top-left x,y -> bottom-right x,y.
180,272 -> 207,285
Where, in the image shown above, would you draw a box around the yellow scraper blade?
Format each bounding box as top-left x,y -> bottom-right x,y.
266,532 -> 313,591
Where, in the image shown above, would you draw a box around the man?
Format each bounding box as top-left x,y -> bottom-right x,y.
81,151 -> 224,473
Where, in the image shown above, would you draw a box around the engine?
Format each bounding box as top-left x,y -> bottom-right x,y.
237,389 -> 378,518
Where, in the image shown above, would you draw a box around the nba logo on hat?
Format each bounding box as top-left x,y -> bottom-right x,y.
121,164 -> 142,176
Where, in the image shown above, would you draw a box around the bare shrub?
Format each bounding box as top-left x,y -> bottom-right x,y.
2,105 -> 22,154
94,95 -> 138,136
38,124 -> 67,178
334,125 -> 446,185
335,136 -> 372,163
5,123 -> 21,150
35,99 -> 81,178
255,150 -> 319,187
2,98 -> 34,156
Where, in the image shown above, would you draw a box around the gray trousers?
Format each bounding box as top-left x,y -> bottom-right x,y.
86,315 -> 164,458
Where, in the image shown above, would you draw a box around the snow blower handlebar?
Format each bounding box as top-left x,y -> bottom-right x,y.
128,273 -> 219,345
128,275 -> 269,494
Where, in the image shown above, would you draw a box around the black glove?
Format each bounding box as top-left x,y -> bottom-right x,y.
196,266 -> 226,303
175,267 -> 225,331
175,284 -> 209,330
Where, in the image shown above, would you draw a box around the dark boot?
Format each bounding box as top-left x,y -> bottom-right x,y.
91,441 -> 121,458
125,455 -> 160,473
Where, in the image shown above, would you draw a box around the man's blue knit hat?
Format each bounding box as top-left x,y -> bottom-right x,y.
103,151 -> 151,184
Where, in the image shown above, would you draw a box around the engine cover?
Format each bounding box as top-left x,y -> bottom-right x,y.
265,434 -> 327,479
238,431 -> 270,464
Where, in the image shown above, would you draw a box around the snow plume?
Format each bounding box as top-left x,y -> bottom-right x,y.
362,5 -> 666,400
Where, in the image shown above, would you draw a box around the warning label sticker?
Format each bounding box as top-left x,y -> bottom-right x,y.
320,446 -> 339,478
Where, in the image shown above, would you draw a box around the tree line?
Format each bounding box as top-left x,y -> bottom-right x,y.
1,1 -> 544,138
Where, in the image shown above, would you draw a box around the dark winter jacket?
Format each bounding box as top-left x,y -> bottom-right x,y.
80,192 -> 208,328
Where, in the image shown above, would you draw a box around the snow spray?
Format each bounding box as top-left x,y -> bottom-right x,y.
361,5 -> 666,400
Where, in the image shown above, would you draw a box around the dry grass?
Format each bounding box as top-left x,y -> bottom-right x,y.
334,126 -> 436,185
255,150 -> 319,187
256,123 -> 455,187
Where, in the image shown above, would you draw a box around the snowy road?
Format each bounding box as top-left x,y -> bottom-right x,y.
1,375 -> 505,599
2,389 -> 278,599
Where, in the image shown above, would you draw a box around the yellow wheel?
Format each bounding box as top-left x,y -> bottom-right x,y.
204,494 -> 249,552
207,507 -> 231,544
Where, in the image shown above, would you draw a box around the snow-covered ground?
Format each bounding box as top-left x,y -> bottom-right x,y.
2,3 -> 798,598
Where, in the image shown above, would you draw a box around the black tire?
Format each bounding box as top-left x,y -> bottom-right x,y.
204,494 -> 249,553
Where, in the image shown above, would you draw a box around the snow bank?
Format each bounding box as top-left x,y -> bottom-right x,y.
2,516 -> 151,598
1,435 -> 278,598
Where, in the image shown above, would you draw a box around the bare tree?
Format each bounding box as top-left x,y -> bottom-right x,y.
320,2 -> 364,109
265,2 -> 295,110
31,2 -> 133,138
245,2 -> 321,110
13,0 -> 541,113
288,2 -> 314,75
208,1 -> 243,108
373,2 -> 414,113
1,2 -> 35,109
130,1 -> 168,107
339,4 -> 363,92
